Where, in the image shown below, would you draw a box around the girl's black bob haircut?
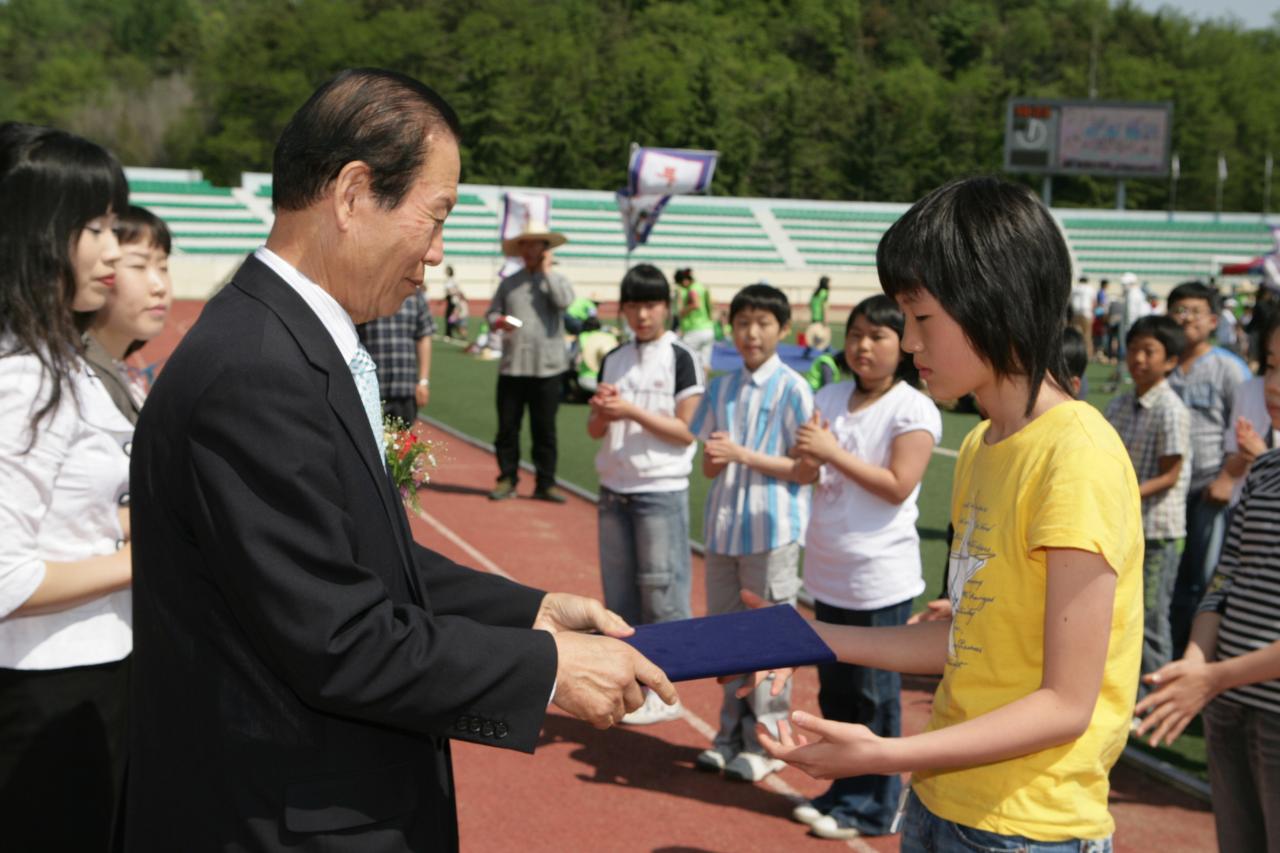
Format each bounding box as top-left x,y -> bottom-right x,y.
845,294 -> 920,390
620,263 -> 670,304
877,176 -> 1073,416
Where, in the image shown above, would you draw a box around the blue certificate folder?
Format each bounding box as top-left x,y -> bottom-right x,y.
622,605 -> 836,682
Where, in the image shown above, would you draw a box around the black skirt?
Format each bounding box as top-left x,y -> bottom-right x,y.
0,656 -> 130,852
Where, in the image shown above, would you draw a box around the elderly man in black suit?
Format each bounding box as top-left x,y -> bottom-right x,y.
124,68 -> 675,853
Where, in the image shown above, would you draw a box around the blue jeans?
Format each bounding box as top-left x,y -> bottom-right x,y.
809,597 -> 911,835
1171,488 -> 1228,654
597,487 -> 692,626
901,791 -> 1113,853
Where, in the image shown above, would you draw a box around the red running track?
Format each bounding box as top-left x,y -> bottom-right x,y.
144,301 -> 1217,852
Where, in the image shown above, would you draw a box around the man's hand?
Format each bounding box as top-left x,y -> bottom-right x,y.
907,599 -> 953,625
415,383 -> 430,409
1133,659 -> 1222,747
793,412 -> 838,462
533,592 -> 633,638
551,632 -> 677,729
705,431 -> 744,466
758,712 -> 887,779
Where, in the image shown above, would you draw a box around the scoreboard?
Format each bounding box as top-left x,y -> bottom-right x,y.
1004,98 -> 1173,179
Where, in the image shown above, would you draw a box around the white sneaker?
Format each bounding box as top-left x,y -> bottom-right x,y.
621,690 -> 682,726
695,744 -> 735,772
810,815 -> 862,840
724,751 -> 786,782
792,803 -> 824,826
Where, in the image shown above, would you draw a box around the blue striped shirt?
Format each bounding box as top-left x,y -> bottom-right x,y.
691,354 -> 813,555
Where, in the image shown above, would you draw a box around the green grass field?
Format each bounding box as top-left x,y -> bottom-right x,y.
424,327 -> 1206,777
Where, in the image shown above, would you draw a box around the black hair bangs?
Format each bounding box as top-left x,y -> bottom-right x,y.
729,282 -> 790,326
116,205 -> 172,254
876,176 -> 1073,415
620,263 -> 671,304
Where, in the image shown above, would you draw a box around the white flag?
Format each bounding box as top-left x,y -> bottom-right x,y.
627,147 -> 718,197
1218,153 -> 1228,182
1170,153 -> 1179,180
499,191 -> 550,278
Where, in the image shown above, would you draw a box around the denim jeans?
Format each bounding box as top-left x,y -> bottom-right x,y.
597,487 -> 692,626
1139,537 -> 1182,698
1204,697 -> 1280,853
808,597 -> 912,835
1170,487 -> 1228,654
901,791 -> 1113,853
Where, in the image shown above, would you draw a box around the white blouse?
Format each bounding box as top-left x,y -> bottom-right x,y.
0,346 -> 133,669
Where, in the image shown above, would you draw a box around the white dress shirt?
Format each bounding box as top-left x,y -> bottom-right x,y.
0,343 -> 134,669
255,247 -> 359,363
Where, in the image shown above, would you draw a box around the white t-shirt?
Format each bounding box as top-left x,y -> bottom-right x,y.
803,380 -> 942,610
1070,283 -> 1095,318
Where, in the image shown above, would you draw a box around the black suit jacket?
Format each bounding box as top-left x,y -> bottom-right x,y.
124,255 -> 558,852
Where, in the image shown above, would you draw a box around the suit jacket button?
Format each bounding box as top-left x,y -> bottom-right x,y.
482,722 -> 494,738
495,723 -> 509,739
469,719 -> 481,734
455,715 -> 470,732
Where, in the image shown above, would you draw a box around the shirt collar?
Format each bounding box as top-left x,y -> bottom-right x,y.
744,352 -> 782,386
1134,379 -> 1168,409
255,247 -> 359,364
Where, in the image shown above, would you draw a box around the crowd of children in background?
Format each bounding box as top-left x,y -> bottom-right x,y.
568,177 -> 1279,851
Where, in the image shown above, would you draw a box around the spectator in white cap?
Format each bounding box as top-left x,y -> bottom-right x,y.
486,219 -> 575,502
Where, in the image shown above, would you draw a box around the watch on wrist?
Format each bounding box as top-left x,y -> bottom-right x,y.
417,378 -> 430,387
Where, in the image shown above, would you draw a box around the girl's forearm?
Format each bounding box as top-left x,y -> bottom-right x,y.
813,620 -> 950,675
14,547 -> 133,616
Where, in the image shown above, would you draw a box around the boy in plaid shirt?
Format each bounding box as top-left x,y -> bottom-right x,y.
1105,315 -> 1191,691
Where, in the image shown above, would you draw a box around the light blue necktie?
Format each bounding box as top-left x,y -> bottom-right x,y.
348,345 -> 386,465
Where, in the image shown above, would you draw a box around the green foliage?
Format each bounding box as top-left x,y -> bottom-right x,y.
1,0 -> 1277,211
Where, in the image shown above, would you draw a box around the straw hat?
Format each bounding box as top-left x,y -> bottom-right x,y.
502,219 -> 568,256
805,322 -> 832,352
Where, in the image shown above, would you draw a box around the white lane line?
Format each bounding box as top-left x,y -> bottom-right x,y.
932,446 -> 958,458
417,500 -> 877,851
413,506 -> 514,580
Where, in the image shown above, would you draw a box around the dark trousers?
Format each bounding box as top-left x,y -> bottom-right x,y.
495,374 -> 560,489
811,598 -> 911,835
0,657 -> 130,852
382,396 -> 418,426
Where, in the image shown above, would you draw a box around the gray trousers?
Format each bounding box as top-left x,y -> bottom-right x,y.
1205,697 -> 1280,853
705,542 -> 801,756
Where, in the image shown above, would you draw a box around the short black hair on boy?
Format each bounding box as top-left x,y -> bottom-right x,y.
1061,326 -> 1088,381
620,263 -> 670,304
1127,314 -> 1186,361
1167,280 -> 1221,315
729,282 -> 790,326
877,175 -> 1073,416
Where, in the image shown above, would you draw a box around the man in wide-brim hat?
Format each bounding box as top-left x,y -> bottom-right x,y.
485,219 -> 576,503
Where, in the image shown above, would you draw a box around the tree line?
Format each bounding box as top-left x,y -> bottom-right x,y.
2,0 -> 1277,212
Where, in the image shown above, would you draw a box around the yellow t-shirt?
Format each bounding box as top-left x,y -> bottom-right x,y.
913,401 -> 1143,841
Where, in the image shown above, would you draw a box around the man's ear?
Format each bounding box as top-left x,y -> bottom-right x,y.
331,161 -> 372,233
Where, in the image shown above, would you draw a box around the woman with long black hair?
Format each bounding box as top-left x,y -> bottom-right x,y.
0,122 -> 133,850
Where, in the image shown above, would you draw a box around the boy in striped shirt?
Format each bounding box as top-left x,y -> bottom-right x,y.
690,283 -> 815,783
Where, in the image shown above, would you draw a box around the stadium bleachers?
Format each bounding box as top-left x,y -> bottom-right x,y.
129,175 -> 270,256
130,169 -> 1277,292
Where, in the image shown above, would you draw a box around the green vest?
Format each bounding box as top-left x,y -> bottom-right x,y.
809,289 -> 829,325
805,352 -> 840,391
681,282 -> 714,333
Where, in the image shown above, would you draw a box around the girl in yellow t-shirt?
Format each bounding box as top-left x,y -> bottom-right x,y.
760,176 -> 1143,851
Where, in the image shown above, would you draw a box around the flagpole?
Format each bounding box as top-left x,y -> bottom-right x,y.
1169,152 -> 1179,222
1216,152 -> 1227,222
1265,152 -> 1274,218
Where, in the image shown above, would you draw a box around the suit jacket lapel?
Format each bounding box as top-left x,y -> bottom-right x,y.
230,255 -> 421,601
